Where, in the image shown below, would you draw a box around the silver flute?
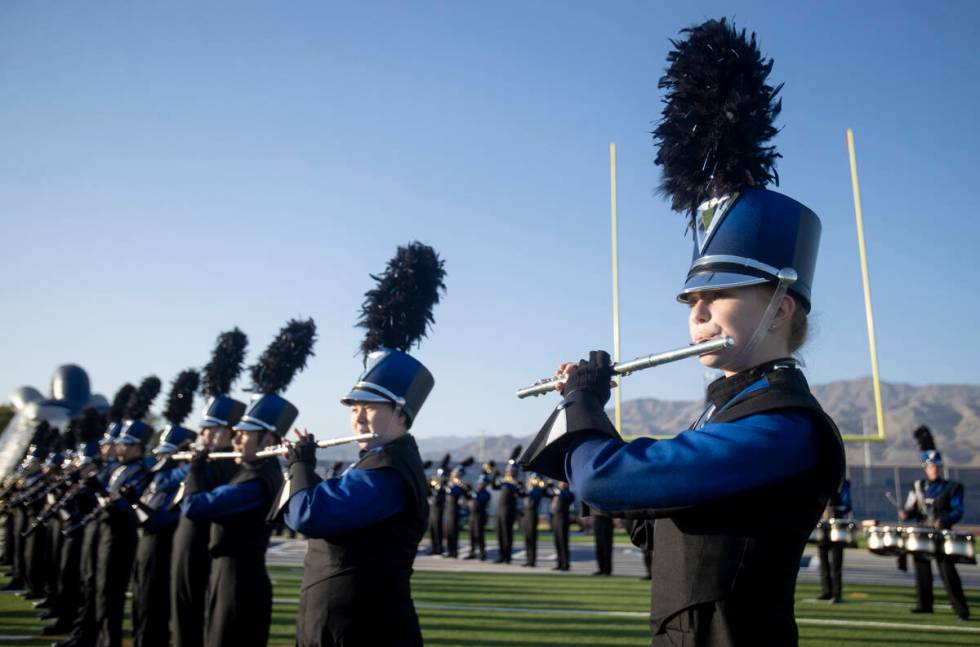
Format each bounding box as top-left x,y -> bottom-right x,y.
168,433 -> 377,461
516,337 -> 734,399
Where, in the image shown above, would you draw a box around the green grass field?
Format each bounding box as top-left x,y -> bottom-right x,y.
2,568 -> 977,646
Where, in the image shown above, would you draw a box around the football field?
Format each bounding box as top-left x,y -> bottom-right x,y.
2,567 -> 978,646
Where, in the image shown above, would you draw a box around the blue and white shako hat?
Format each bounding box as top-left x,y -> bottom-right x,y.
343,242 -> 446,428
341,349 -> 434,426
115,376 -> 162,446
652,18 -> 820,313
234,319 -> 316,438
913,425 -> 942,466
198,328 -> 249,430
153,369 -> 200,454
505,445 -> 522,476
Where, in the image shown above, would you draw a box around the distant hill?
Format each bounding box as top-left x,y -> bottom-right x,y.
405,378 -> 980,467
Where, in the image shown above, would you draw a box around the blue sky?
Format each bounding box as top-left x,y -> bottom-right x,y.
2,1 -> 978,440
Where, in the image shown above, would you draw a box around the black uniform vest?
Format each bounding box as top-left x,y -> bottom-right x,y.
627,363 -> 845,646
209,458 -> 282,558
297,434 -> 428,646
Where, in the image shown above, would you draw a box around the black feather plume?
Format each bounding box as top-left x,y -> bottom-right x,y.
249,319 -> 317,394
201,328 -> 248,397
125,376 -> 162,421
653,17 -> 783,223
913,425 -> 936,452
77,406 -> 104,444
164,370 -> 200,425
29,420 -> 51,447
439,454 -> 451,471
357,242 -> 447,357
460,456 -> 474,468
422,460 -> 433,470
509,445 -> 523,462
109,384 -> 136,424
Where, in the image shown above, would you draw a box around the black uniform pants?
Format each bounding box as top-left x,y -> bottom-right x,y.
428,503 -> 444,555
9,509 -> 26,584
593,515 -> 613,575
95,519 -> 139,647
522,512 -> 538,566
132,525 -> 175,647
65,521 -> 101,646
56,528 -> 83,626
446,502 -> 460,557
913,553 -> 970,617
553,513 -> 570,570
204,555 -> 271,647
496,511 -> 515,562
23,513 -> 47,596
1,513 -> 12,567
46,519 -> 63,602
170,519 -> 211,647
468,511 -> 487,558
818,541 -> 844,598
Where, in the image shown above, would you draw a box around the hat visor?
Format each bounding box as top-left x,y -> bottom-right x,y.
233,420 -> 270,433
198,416 -> 227,429
152,443 -> 178,455
677,272 -> 771,303
115,435 -> 142,446
340,389 -> 394,407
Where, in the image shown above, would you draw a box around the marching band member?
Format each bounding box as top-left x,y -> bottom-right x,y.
181,319 -> 314,647
427,455 -> 449,556
96,377 -> 161,647
817,478 -> 851,603
549,480 -> 574,572
465,464 -> 494,561
899,426 -> 969,620
521,474 -> 546,567
276,242 -> 444,647
520,19 -> 845,645
492,447 -> 522,564
444,459 -> 472,559
130,370 -> 199,647
170,328 -> 247,647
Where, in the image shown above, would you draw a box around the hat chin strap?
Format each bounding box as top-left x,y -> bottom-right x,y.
727,268 -> 797,372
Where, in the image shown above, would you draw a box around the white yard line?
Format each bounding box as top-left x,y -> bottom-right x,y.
270,599 -> 980,634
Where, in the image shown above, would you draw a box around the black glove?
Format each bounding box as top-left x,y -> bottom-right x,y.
286,435 -> 318,469
189,449 -> 209,472
563,350 -> 614,406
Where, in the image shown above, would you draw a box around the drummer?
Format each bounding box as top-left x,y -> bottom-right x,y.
817,478 -> 851,603
899,426 -> 970,620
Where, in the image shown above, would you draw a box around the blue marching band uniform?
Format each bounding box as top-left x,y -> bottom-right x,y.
2,18 -> 977,647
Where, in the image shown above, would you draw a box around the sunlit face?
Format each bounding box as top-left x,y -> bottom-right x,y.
924,463 -> 941,481
686,286 -> 794,376
232,429 -> 276,464
348,401 -> 407,451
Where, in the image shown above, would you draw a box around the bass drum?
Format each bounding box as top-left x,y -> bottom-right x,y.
903,527 -> 936,555
939,530 -> 977,565
865,525 -> 904,556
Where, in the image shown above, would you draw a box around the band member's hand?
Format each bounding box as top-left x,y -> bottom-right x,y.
190,448 -> 210,471
285,429 -> 317,469
933,519 -> 942,529
898,510 -> 908,521
560,351 -> 615,405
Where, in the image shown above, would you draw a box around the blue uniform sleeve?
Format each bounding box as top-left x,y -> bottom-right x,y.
284,467 -> 407,538
156,464 -> 189,491
944,485 -> 964,527
181,478 -> 268,521
565,411 -> 818,513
